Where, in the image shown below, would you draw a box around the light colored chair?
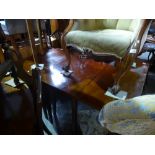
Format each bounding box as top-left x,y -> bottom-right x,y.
66,19 -> 142,58
98,94 -> 155,135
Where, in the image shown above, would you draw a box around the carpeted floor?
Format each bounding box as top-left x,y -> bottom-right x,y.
56,99 -> 109,134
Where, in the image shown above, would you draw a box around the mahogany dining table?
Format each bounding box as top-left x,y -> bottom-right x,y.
23,48 -> 149,134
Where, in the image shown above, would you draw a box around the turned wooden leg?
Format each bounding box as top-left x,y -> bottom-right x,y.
60,20 -> 74,74
111,54 -> 133,94
61,35 -> 72,73
36,19 -> 44,55
52,99 -> 61,134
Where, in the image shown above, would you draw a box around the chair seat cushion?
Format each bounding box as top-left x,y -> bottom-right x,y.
66,29 -> 133,58
98,95 -> 155,134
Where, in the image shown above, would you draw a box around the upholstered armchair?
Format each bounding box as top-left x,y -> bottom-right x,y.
63,19 -> 152,94
66,19 -> 142,58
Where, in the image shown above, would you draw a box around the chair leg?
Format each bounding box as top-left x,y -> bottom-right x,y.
10,65 -> 20,86
36,19 -> 44,54
34,104 -> 44,135
42,122 -> 52,135
71,98 -> 78,134
150,51 -> 155,64
52,99 -> 61,134
42,104 -> 49,120
42,108 -> 57,135
111,54 -> 133,94
42,84 -> 61,134
45,100 -> 53,124
148,51 -> 152,61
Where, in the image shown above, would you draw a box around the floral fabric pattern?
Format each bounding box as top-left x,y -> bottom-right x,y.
98,95 -> 155,135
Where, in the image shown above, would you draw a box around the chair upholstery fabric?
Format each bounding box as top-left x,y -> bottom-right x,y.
98,95 -> 155,134
67,29 -> 133,57
66,19 -> 142,58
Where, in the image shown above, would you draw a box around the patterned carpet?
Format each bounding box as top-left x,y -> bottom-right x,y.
56,99 -> 109,135
78,109 -> 108,134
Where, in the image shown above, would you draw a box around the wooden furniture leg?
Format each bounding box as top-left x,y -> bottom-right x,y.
52,98 -> 62,134
61,20 -> 74,75
25,19 -> 38,64
111,54 -> 134,94
36,19 -> 44,55
71,98 -> 78,134
0,45 -> 5,63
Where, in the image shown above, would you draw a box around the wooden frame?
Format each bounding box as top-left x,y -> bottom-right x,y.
112,20 -> 152,93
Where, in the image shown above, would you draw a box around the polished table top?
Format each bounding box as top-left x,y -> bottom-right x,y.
23,48 -> 149,109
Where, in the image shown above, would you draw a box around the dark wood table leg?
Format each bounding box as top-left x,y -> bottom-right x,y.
71,98 -> 78,134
